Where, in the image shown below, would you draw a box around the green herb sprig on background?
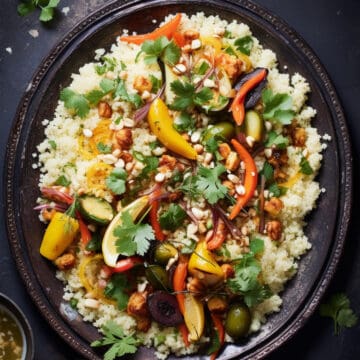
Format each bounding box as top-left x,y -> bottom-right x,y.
17,0 -> 60,22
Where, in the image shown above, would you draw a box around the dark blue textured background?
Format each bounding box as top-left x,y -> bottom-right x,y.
0,1 -> 359,359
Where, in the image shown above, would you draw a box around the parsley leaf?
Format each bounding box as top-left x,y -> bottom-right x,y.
60,88 -> 90,118
115,79 -> 143,108
262,89 -> 295,125
196,165 -> 227,204
234,36 -> 254,55
299,156 -> 314,175
265,131 -> 289,149
170,80 -> 213,111
159,204 -> 187,231
227,238 -> 272,307
106,168 -> 127,195
91,321 -> 138,360
173,112 -> 196,132
104,274 -> 130,310
114,211 -> 155,256
319,293 -> 358,335
141,37 -> 181,66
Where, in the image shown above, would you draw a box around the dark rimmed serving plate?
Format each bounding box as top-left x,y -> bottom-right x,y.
4,0 -> 352,359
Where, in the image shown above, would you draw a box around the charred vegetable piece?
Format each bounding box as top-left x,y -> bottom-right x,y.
147,291 -> 183,326
234,67 -> 268,109
154,242 -> 178,265
145,265 -> 169,290
79,195 -> 114,225
225,303 -> 251,338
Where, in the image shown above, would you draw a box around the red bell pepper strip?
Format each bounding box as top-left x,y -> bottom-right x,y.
149,188 -> 165,241
113,256 -> 144,273
210,314 -> 225,360
173,31 -> 186,47
178,323 -> 190,347
229,139 -> 258,220
120,13 -> 182,45
230,68 -> 267,125
78,216 -> 92,246
173,257 -> 188,315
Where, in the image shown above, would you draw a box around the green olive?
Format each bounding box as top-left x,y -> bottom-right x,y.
145,265 -> 169,290
154,242 -> 178,265
225,303 -> 251,338
202,122 -> 235,142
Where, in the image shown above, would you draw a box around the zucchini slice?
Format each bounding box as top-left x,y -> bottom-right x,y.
79,195 -> 114,225
244,110 -> 264,142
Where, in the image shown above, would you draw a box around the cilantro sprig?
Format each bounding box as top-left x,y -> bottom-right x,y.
169,80 -> 213,111
227,238 -> 272,307
299,156 -> 314,175
262,89 -> 295,125
91,321 -> 139,360
234,35 -> 254,56
104,273 -> 130,310
17,0 -> 60,22
114,210 -> 155,256
320,293 -> 358,335
140,36 -> 181,66
159,204 -> 187,231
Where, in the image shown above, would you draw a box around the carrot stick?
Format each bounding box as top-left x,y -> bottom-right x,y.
178,323 -> 190,346
173,257 -> 188,315
120,14 -> 182,45
228,139 -> 258,219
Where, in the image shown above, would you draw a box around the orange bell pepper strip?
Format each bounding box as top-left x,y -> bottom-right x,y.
228,139 -> 258,220
178,323 -> 190,346
149,187 -> 165,241
210,313 -> 225,360
230,68 -> 267,126
173,257 -> 188,315
173,31 -> 186,47
120,13 -> 182,45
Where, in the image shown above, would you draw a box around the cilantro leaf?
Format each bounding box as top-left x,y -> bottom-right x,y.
60,88 -> 90,118
132,151 -> 159,180
149,75 -> 162,93
262,89 -> 295,125
170,80 -> 214,111
299,156 -> 314,175
54,175 -> 71,187
106,168 -> 127,195
179,174 -> 200,200
141,37 -> 180,66
95,56 -> 117,75
39,6 -> 54,22
319,293 -> 358,335
86,79 -> 116,105
268,183 -> 287,197
159,204 -> 187,231
97,142 -> 112,154
173,112 -> 196,132
265,131 -> 289,149
91,321 -> 138,359
114,211 -> 155,256
115,79 -> 142,108
48,140 -> 57,150
104,274 -> 130,310
196,165 -> 227,204
260,162 -> 274,182
234,36 -> 254,55
17,2 -> 36,16
227,238 -> 272,307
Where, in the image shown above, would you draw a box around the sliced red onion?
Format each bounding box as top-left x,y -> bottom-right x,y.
179,201 -> 199,225
258,175 -> 266,234
33,203 -> 67,212
194,66 -> 215,92
213,204 -> 242,240
40,187 -> 73,205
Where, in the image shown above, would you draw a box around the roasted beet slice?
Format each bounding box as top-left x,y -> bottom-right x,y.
234,68 -> 268,109
147,291 -> 183,326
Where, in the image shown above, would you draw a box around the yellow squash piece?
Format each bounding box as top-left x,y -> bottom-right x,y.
40,212 -> 79,260
200,36 -> 222,55
188,240 -> 224,277
102,196 -> 150,267
148,98 -> 197,160
184,293 -> 205,342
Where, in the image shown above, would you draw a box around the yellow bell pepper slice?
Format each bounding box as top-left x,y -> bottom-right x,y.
200,36 -> 222,55
188,240 -> 224,277
40,212 -> 79,260
184,293 -> 205,342
148,98 -> 197,160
